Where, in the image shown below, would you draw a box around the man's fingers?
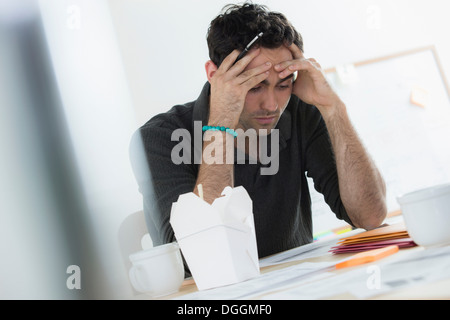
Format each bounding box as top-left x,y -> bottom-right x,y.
274,60 -> 293,72
236,61 -> 272,84
276,58 -> 322,79
217,49 -> 241,74
287,42 -> 304,60
274,43 -> 316,78
227,48 -> 261,77
242,70 -> 270,91
308,58 -> 321,69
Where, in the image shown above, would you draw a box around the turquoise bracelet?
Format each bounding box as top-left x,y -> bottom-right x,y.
202,125 -> 238,138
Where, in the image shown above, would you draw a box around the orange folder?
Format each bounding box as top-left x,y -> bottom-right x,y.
336,223 -> 408,245
330,222 -> 416,254
335,245 -> 399,269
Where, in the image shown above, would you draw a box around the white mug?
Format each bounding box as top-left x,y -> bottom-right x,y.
128,242 -> 185,297
397,183 -> 450,247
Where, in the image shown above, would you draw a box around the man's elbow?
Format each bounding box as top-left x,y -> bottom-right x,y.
359,203 -> 387,230
359,182 -> 388,230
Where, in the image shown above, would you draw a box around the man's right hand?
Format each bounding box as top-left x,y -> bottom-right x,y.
208,49 -> 272,129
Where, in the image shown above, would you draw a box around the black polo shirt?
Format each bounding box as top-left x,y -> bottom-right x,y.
130,82 -> 353,259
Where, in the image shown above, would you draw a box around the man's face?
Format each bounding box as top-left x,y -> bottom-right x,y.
238,46 -> 294,135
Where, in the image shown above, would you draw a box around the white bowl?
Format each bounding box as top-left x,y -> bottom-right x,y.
128,242 -> 184,297
397,183 -> 450,247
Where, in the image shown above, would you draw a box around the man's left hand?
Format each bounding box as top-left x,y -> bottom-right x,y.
274,43 -> 341,118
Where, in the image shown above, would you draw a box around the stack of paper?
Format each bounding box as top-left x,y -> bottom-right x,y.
330,223 -> 417,254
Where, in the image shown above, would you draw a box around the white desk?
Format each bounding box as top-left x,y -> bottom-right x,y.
152,217 -> 450,300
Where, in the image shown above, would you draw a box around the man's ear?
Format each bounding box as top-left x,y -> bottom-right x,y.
205,60 -> 218,82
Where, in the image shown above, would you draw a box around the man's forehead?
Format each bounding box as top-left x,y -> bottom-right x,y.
246,46 -> 293,68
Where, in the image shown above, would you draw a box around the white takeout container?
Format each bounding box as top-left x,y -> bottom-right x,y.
128,242 -> 184,297
397,183 -> 450,247
170,186 -> 260,291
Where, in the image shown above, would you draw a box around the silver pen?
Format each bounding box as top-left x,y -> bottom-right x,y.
234,32 -> 264,64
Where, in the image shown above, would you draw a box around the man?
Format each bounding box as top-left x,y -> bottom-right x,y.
130,3 -> 387,260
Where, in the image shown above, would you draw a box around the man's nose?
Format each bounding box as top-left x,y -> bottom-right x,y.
261,90 -> 278,112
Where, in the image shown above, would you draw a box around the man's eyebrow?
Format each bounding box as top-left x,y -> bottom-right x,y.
260,74 -> 294,86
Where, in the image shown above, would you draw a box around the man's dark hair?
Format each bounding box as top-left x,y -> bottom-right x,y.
207,2 -> 303,67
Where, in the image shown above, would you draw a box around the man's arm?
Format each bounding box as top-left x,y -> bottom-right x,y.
194,131 -> 234,204
275,44 -> 387,230
196,49 -> 271,203
319,99 -> 386,229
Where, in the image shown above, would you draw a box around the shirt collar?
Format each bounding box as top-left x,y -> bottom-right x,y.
192,81 -> 210,126
193,81 -> 292,148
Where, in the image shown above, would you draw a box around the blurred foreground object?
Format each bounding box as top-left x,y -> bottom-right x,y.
0,0 -> 108,299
